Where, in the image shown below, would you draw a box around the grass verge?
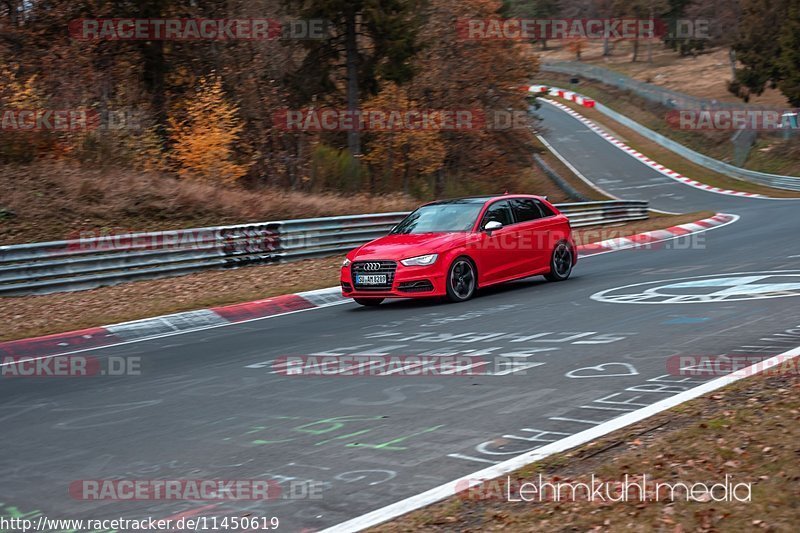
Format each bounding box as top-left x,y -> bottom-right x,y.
0,211 -> 712,342
373,368 -> 800,532
0,162 -> 419,246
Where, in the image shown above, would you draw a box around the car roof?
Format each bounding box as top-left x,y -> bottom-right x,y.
425,194 -> 547,206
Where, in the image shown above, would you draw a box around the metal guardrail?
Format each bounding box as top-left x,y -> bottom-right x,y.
540,62 -> 800,191
0,201 -> 648,296
592,102 -> 800,192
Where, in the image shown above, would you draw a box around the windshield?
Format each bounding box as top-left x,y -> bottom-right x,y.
391,203 -> 483,234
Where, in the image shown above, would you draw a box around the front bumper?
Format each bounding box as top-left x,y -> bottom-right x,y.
340,261 -> 447,299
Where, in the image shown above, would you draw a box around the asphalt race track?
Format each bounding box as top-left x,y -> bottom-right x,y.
3,102 -> 800,532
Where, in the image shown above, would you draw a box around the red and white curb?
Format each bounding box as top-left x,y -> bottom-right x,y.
542,98 -> 766,198
577,212 -> 738,256
528,84 -> 595,107
0,287 -> 348,360
0,212 -> 738,361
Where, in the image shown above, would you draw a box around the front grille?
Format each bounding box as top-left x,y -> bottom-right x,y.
351,260 -> 397,291
398,280 -> 434,293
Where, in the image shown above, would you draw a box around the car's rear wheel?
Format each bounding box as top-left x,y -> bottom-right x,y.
544,241 -> 573,282
354,298 -> 384,306
445,257 -> 477,302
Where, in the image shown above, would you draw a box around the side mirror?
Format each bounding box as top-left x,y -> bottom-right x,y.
483,220 -> 503,232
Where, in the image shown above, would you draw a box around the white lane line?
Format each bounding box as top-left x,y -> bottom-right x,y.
0,212 -> 741,364
439,361 -> 489,375
272,358 -> 361,375
549,416 -> 601,425
537,134 -> 678,215
378,361 -> 430,376
542,99 -> 800,203
322,343 -> 800,533
537,134 -> 679,215
492,362 -> 545,376
625,183 -> 672,189
536,135 -> 621,199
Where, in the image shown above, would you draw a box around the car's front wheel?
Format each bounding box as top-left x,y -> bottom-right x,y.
544,241 -> 573,282
354,298 -> 384,306
445,257 -> 477,302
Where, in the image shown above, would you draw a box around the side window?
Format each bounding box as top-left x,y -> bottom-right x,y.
482,200 -> 514,227
511,199 -> 544,223
534,199 -> 556,218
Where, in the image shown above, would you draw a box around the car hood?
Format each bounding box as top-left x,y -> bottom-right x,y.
353,232 -> 468,260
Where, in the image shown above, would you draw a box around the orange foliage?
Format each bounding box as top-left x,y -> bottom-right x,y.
169,75 -> 248,184
363,83 -> 445,194
406,0 -> 541,195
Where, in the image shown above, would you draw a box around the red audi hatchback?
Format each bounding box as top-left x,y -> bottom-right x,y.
340,194 -> 577,306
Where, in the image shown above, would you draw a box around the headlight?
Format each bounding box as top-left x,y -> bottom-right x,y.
342,258 -> 351,268
400,254 -> 438,267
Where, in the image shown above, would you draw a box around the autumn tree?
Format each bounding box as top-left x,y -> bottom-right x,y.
284,0 -> 425,157
684,0 -> 741,76
566,39 -> 586,61
363,83 -> 445,195
730,0 -> 788,101
0,64 -> 51,162
0,65 -> 41,111
777,0 -> 800,106
169,75 -> 248,184
1,0 -> 557,198
662,0 -> 705,56
501,0 -> 561,50
611,0 -> 668,62
408,0 -> 540,196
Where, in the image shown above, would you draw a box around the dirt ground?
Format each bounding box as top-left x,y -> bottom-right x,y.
540,43 -> 791,107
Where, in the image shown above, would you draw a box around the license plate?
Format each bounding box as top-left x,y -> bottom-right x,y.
356,274 -> 387,285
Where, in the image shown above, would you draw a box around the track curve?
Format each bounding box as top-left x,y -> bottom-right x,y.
2,103 -> 799,532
